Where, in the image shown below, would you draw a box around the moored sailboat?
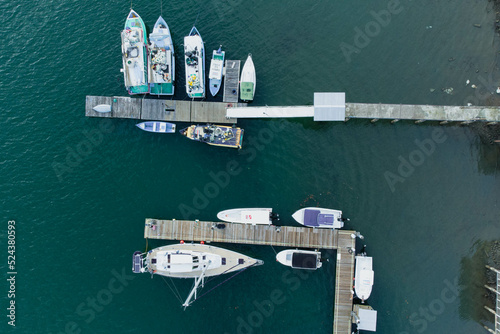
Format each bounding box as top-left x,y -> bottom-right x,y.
132,243 -> 263,308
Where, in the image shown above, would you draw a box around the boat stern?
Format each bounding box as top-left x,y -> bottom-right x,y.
132,251 -> 146,273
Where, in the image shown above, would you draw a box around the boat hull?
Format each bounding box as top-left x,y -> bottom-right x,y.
276,250 -> 322,270
141,243 -> 263,278
292,207 -> 344,229
180,124 -> 244,149
92,104 -> 112,113
148,16 -> 175,96
240,54 -> 256,101
136,121 -> 176,133
217,208 -> 272,225
209,47 -> 225,96
184,27 -> 205,98
354,255 -> 374,302
121,10 -> 149,95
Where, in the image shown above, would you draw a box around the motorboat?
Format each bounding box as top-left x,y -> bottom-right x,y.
292,207 -> 346,229
136,121 -> 176,133
276,249 -> 322,270
217,208 -> 277,225
121,9 -> 149,94
180,124 -> 244,149
148,16 -> 175,95
184,26 -> 205,98
208,45 -> 225,96
354,254 -> 374,303
240,54 -> 256,101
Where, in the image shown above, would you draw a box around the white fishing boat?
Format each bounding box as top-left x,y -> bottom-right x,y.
276,249 -> 322,270
240,54 -> 256,101
136,121 -> 176,133
92,104 -> 111,113
132,243 -> 263,308
209,45 -> 225,96
184,26 -> 205,98
354,255 -> 374,303
121,9 -> 149,95
148,16 -> 175,96
292,207 -> 346,229
217,208 -> 277,225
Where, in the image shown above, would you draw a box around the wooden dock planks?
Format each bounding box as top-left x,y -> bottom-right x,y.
333,231 -> 356,334
144,219 -> 340,249
85,95 -> 241,124
223,60 -> 240,103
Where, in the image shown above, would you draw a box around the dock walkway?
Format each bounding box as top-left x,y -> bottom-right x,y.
85,96 -> 245,124
144,219 -> 355,334
223,60 -> 240,103
226,102 -> 500,123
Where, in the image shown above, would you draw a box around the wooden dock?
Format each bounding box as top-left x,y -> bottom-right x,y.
144,219 -> 355,334
85,95 -> 245,124
144,218 -> 340,248
223,60 -> 240,103
333,231 -> 356,334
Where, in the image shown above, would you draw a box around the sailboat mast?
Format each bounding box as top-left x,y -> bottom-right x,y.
182,260 -> 211,309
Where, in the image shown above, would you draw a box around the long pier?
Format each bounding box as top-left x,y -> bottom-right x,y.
144,218 -> 355,334
227,102 -> 500,123
86,95 -> 500,125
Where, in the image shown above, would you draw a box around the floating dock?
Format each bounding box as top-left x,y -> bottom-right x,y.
223,60 -> 240,103
144,218 -> 355,334
227,102 -> 500,123
85,96 -> 244,124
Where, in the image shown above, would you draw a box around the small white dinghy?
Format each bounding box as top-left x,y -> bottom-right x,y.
217,208 -> 276,225
136,121 -> 176,133
276,249 -> 322,270
354,255 -> 374,303
292,207 -> 346,229
92,104 -> 112,113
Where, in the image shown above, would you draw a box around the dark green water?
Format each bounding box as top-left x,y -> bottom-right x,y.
1,0 -> 500,333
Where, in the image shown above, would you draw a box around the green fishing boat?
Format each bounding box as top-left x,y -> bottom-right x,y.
121,9 -> 149,95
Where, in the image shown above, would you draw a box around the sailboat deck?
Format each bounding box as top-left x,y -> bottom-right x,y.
143,218 -> 355,334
